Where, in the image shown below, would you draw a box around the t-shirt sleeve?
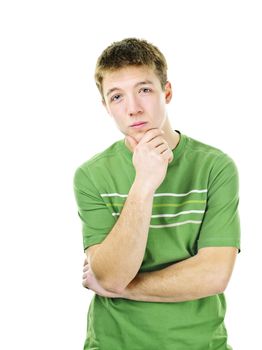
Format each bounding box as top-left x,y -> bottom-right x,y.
73,166 -> 116,251
197,154 -> 241,251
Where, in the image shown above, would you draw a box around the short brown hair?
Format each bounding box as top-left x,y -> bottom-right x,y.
95,38 -> 168,99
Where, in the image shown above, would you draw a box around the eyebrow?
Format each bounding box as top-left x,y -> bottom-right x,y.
106,80 -> 154,97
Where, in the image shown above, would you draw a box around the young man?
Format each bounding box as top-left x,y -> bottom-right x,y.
73,38 -> 240,350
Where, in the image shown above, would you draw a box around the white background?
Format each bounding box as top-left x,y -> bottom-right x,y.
0,0 -> 261,349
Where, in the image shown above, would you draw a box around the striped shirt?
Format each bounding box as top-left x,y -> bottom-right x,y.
73,131 -> 240,350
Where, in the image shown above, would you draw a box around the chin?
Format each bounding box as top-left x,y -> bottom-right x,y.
132,130 -> 148,142
124,125 -> 152,143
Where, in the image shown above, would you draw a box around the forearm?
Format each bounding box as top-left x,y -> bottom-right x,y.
123,248 -> 236,302
90,180 -> 154,293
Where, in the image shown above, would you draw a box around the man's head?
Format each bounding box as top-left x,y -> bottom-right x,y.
95,38 -> 168,100
94,38 -> 174,144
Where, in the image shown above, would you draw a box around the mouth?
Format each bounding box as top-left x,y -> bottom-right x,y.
130,122 -> 147,129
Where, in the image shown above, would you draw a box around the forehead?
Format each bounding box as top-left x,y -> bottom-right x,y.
102,66 -> 161,93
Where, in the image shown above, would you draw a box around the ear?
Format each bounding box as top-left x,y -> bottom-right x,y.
164,81 -> 173,104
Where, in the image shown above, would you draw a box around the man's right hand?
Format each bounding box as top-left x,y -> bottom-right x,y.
125,128 -> 173,193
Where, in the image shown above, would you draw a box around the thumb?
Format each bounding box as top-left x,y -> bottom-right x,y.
125,135 -> 138,152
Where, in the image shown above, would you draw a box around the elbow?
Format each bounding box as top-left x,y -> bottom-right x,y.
90,260 -> 132,294
214,284 -> 226,295
212,275 -> 230,295
92,267 -> 127,294
99,278 -> 126,294
219,277 -> 230,294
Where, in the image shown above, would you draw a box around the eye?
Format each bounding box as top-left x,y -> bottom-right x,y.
110,94 -> 122,102
139,87 -> 152,94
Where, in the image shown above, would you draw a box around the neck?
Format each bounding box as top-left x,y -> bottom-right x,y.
161,117 -> 180,151
165,130 -> 180,151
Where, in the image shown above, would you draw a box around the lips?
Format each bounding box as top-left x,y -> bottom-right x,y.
130,122 -> 147,127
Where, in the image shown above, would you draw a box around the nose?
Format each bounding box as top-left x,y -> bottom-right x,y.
126,94 -> 143,117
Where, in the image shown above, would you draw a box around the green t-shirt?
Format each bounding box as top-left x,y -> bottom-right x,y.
73,131 -> 240,350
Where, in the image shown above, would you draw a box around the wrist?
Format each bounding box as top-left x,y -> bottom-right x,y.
132,178 -> 155,199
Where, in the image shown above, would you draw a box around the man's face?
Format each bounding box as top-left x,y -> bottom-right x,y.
102,66 -> 172,143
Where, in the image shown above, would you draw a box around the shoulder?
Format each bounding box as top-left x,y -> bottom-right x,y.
185,134 -> 228,158
183,134 -> 238,171
73,139 -> 123,185
182,134 -> 239,195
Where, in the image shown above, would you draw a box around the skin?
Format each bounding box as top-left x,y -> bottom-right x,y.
82,247 -> 238,302
81,65 -> 238,302
84,126 -> 175,293
102,65 -> 180,152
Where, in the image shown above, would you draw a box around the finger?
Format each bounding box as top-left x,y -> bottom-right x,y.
155,143 -> 169,154
83,257 -> 88,266
162,148 -> 174,163
149,136 -> 167,148
83,265 -> 89,273
82,280 -> 89,289
168,153 -> 174,163
139,128 -> 164,144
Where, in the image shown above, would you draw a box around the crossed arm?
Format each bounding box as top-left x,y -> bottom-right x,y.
82,246 -> 238,302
